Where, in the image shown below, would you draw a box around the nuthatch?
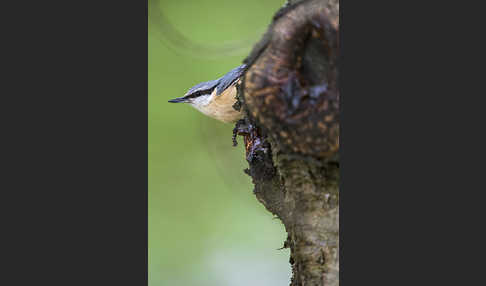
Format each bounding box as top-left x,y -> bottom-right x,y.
168,64 -> 247,123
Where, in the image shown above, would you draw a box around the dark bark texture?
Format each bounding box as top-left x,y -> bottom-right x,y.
234,0 -> 339,285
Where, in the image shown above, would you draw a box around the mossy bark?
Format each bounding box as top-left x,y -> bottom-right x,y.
248,137 -> 339,286
235,0 -> 339,285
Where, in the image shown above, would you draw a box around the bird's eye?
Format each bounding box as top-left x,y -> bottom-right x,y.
186,89 -> 212,99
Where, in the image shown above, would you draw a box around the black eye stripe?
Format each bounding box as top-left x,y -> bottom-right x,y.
186,89 -> 213,99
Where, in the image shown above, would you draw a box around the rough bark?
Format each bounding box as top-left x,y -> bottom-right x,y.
234,0 -> 339,285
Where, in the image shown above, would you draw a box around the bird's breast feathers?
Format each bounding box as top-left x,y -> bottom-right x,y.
195,83 -> 242,123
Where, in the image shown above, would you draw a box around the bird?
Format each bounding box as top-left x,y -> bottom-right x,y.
168,64 -> 247,123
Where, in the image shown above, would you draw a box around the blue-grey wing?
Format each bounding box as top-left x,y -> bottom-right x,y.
215,64 -> 247,96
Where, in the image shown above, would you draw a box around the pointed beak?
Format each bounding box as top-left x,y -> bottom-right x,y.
168,97 -> 188,103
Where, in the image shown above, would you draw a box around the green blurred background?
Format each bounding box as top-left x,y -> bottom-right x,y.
148,1 -> 290,285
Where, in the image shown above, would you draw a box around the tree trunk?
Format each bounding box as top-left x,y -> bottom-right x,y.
234,0 -> 339,285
